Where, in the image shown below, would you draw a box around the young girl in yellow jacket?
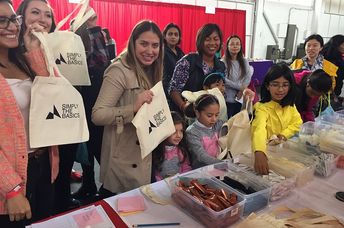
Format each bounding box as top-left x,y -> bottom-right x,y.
252,63 -> 302,175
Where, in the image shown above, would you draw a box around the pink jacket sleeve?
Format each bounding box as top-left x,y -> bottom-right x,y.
0,149 -> 23,196
24,49 -> 50,76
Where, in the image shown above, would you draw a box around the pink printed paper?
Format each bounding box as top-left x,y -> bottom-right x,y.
117,195 -> 145,212
72,208 -> 104,228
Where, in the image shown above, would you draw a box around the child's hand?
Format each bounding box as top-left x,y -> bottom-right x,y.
277,134 -> 287,141
243,88 -> 255,101
254,151 -> 269,175
268,134 -> 286,146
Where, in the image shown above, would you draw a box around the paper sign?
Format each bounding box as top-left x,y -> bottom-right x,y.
117,195 -> 145,213
205,6 -> 216,14
72,208 -> 104,228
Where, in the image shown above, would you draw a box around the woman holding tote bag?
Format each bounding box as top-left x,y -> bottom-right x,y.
0,0 -> 59,225
92,20 -> 163,194
16,0 -> 80,217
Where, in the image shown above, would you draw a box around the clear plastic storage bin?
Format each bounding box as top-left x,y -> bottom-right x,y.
169,170 -> 245,228
202,162 -> 271,216
281,140 -> 338,177
298,121 -> 344,156
267,146 -> 316,187
319,112 -> 344,126
237,154 -> 297,201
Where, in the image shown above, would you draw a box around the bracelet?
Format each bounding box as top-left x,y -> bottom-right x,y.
6,185 -> 22,199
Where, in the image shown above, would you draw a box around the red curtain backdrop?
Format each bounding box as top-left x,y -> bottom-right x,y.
12,0 -> 246,54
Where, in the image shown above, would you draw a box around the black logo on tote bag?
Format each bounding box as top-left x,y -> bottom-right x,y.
55,52 -> 83,65
46,104 -> 80,120
148,109 -> 167,134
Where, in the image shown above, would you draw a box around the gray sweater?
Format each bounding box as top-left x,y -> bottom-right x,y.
222,58 -> 253,103
186,120 -> 224,169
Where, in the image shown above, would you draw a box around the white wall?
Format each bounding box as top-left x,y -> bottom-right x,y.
254,0 -> 314,59
254,0 -> 344,59
143,0 -> 344,59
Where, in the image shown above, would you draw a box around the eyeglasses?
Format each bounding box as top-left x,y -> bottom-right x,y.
269,82 -> 290,89
0,15 -> 23,29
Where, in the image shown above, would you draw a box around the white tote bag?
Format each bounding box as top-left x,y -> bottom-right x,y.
44,0 -> 94,86
217,100 -> 253,160
29,32 -> 89,148
132,82 -> 175,159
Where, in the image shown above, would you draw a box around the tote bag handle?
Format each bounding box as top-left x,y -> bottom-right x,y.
55,0 -> 95,32
32,31 -> 62,78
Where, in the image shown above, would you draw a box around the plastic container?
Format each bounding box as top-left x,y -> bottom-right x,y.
267,147 -> 315,187
169,171 -> 245,228
298,121 -> 344,156
281,141 -> 338,177
202,162 -> 271,216
225,157 -> 296,202
319,112 -> 344,126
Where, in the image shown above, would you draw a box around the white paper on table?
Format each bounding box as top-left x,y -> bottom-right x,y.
103,182 -> 203,228
30,205 -> 115,228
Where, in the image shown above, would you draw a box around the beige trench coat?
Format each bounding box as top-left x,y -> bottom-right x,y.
92,58 -> 152,193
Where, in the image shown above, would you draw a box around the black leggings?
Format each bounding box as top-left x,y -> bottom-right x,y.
0,215 -> 25,228
26,150 -> 54,223
54,143 -> 77,213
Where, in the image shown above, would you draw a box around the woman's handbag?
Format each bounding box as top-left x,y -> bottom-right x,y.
217,99 -> 253,160
29,32 -> 89,148
44,0 -> 94,86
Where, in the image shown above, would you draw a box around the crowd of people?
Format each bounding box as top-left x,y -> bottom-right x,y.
1,0 -> 344,227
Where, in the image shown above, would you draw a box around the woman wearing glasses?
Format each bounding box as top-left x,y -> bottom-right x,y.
252,63 -> 302,175
0,0 -> 54,226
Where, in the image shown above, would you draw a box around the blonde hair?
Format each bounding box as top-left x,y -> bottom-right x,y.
118,20 -> 163,89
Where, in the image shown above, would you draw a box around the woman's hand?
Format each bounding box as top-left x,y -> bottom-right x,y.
236,90 -> 243,100
134,90 -> 154,112
243,88 -> 255,102
254,151 -> 269,175
23,23 -> 46,52
6,193 -> 32,221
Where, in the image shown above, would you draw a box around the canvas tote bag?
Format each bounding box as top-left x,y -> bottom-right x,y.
29,32 -> 89,148
44,0 -> 94,86
217,99 -> 253,160
132,81 -> 175,159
